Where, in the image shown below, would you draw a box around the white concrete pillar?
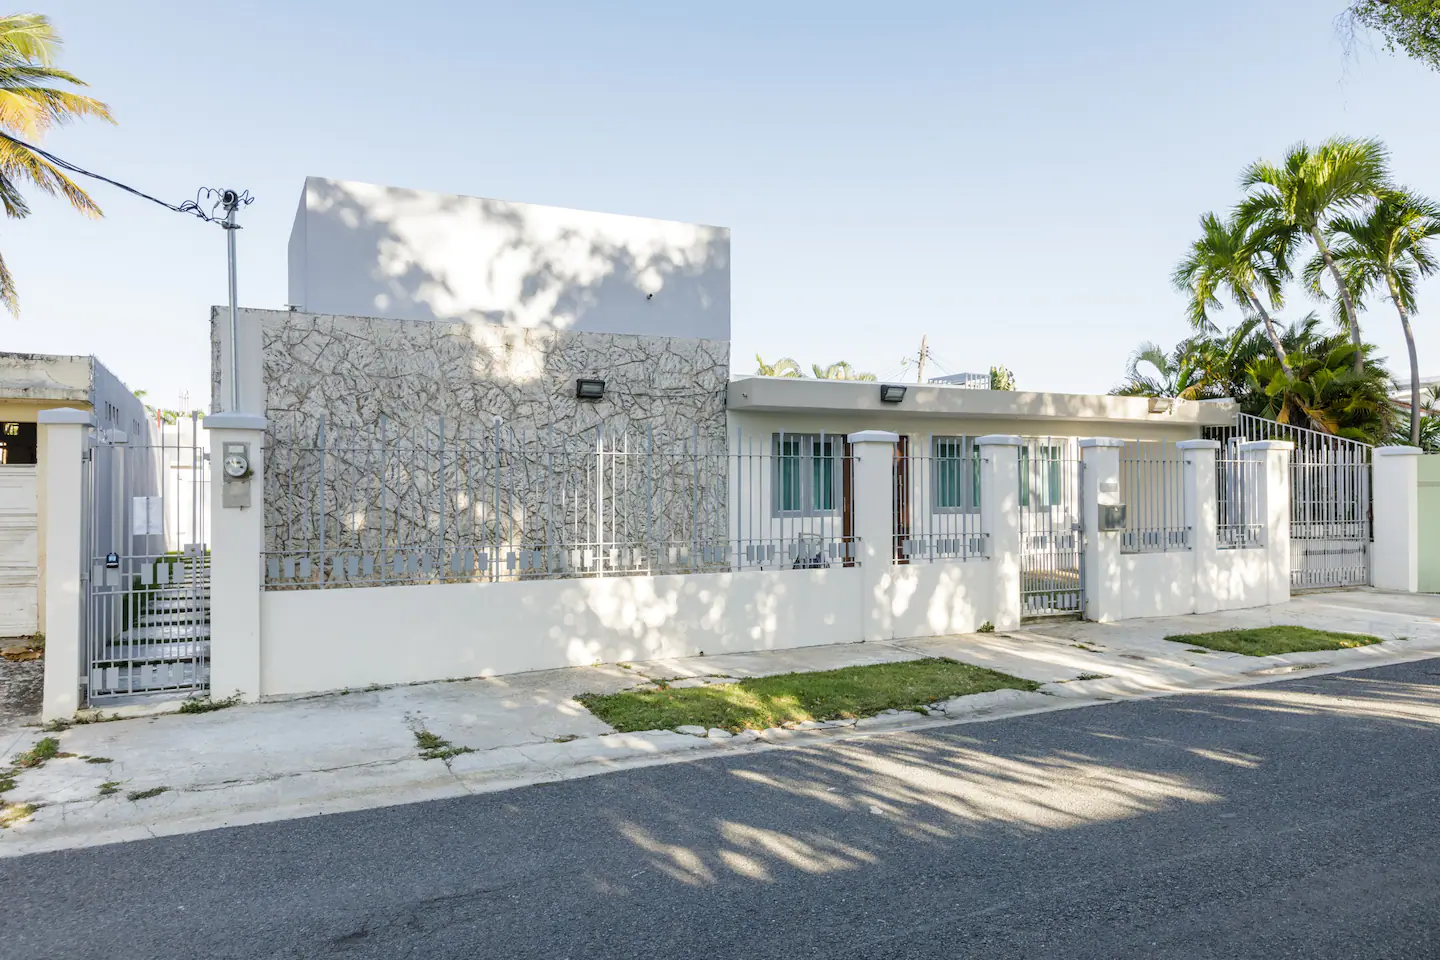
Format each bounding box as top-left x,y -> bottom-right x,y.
976,435 -> 1022,631
204,413 -> 268,700
1179,439 -> 1220,614
847,430 -> 899,642
37,408 -> 92,722
1079,438 -> 1125,623
1240,440 -> 1293,605
1372,445 -> 1424,593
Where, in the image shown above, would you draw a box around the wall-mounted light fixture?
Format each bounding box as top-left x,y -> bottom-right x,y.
1148,397 -> 1174,414
575,378 -> 606,401
879,384 -> 907,403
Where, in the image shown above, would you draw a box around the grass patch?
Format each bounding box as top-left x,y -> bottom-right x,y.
576,657 -> 1039,734
0,774 -> 14,794
127,786 -> 169,802
1166,625 -> 1382,657
12,737 -> 60,770
0,802 -> 38,828
83,756 -> 112,764
1073,672 -> 1109,681
98,781 -> 122,797
178,693 -> 242,714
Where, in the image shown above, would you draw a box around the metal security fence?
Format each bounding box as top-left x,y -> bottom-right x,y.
1207,414 -> 1371,588
1019,437 -> 1084,617
1216,455 -> 1263,549
84,416 -> 212,702
1119,441 -> 1190,553
264,419 -> 857,588
894,435 -> 988,562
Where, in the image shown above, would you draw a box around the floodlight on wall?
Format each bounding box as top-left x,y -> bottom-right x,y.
575,378 -> 606,401
879,384 -> 907,403
1149,397 -> 1174,414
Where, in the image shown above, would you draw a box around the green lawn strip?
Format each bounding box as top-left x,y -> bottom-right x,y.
1165,625 -> 1382,657
576,657 -> 1039,734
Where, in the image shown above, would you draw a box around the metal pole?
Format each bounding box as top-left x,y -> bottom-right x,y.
222,195 -> 242,413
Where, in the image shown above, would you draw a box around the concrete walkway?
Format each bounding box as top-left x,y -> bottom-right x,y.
3,589 -> 1439,857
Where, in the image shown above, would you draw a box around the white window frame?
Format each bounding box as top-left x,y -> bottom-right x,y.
771,433 -> 840,518
930,435 -> 980,514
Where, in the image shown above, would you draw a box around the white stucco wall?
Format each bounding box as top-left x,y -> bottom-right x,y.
287,177 -> 731,341
258,566 -> 860,697
885,559 -> 996,639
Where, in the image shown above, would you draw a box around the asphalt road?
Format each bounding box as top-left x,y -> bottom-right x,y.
6,660 -> 1440,959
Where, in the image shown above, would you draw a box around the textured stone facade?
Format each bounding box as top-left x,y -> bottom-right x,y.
214,309 -> 731,571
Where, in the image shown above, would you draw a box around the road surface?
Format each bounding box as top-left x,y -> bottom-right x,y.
5,660 -> 1440,959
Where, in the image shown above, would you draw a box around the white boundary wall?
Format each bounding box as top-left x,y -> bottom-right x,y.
180,428 -> 1293,708
259,567 -> 863,697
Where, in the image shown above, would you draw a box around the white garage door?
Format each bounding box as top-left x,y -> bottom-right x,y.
0,465 -> 37,637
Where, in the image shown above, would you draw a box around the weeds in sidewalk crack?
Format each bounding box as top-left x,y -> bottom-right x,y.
127,786 -> 170,802
178,693 -> 242,714
0,801 -> 39,828
98,781 -> 122,797
12,737 -> 59,770
412,726 -> 474,762
83,756 -> 112,764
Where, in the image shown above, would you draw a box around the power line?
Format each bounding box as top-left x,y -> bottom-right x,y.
0,130 -> 249,226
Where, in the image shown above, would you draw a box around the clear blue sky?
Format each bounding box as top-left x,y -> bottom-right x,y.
7,0 -> 1439,408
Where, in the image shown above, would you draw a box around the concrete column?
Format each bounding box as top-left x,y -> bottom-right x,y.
37,408 -> 92,722
205,413 -> 268,701
1178,439 -> 1220,614
1372,445 -> 1424,593
847,430 -> 899,642
1079,438 -> 1125,623
976,435 -> 1022,631
1240,440 -> 1293,605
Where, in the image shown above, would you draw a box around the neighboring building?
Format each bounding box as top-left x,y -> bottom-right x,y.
0,352 -> 149,637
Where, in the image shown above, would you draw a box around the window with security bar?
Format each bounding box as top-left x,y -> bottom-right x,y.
1020,444 -> 1064,508
773,433 -> 838,517
931,436 -> 980,513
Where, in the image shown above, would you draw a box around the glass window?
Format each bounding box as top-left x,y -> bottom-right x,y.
932,436 -> 979,512
773,434 -> 840,516
1020,443 -> 1063,508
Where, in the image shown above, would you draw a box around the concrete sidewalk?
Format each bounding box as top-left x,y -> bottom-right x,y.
3,589 -> 1439,857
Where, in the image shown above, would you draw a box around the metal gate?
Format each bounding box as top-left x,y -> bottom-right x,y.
1207,413 -> 1371,589
1019,437 -> 1085,618
82,414 -> 211,703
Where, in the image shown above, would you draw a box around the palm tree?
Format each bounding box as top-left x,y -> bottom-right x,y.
1173,211 -> 1293,374
1244,324 -> 1396,443
0,13 -> 113,315
1238,137 -> 1392,373
1307,190 -> 1440,445
754,355 -> 804,377
811,361 -> 877,381
1112,340 -> 1214,399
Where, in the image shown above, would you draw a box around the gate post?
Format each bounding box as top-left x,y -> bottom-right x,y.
1079,438 -> 1124,623
1178,439 -> 1220,614
976,435 -> 1022,630
1372,445 -> 1423,593
37,408 -> 92,721
1240,440 -> 1293,604
847,430 -> 899,642
204,413 -> 268,701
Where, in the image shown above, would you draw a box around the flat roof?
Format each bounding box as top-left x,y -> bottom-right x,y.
726,376 -> 1237,427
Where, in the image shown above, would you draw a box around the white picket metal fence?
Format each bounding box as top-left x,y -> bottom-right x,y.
1119,441 -> 1190,553
1216,455 -> 1264,549
1207,414 -> 1370,588
894,435 -> 988,563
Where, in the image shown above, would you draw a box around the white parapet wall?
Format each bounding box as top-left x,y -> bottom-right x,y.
258,566 -> 862,698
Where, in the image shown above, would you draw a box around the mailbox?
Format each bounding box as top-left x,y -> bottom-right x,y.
1098,504 -> 1127,532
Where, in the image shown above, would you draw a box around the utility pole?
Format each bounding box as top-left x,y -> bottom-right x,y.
916,334 -> 928,384
220,189 -> 245,413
